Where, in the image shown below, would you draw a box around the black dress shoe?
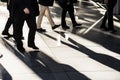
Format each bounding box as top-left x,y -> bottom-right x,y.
52,24 -> 60,30
37,28 -> 46,33
62,26 -> 70,30
100,25 -> 108,31
100,27 -> 109,31
109,29 -> 117,33
28,45 -> 39,49
73,23 -> 82,27
16,46 -> 25,53
2,31 -> 8,35
2,31 -> 13,37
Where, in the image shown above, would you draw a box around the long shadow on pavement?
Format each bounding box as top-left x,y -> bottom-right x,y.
44,31 -> 120,72
79,29 -> 120,54
1,38 -> 91,80
0,64 -> 12,80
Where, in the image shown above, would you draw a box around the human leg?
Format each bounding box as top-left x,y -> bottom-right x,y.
61,8 -> 70,30
45,7 -> 55,27
2,10 -> 13,36
26,14 -> 39,49
100,11 -> 108,30
13,16 -> 25,52
37,5 -> 46,32
68,4 -> 81,27
45,7 -> 60,29
2,17 -> 13,36
107,1 -> 117,32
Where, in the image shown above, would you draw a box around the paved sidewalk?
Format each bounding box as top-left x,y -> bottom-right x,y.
0,0 -> 120,80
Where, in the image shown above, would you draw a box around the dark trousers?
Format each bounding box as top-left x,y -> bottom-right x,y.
61,3 -> 76,27
101,0 -> 117,30
13,14 -> 37,47
3,10 -> 13,32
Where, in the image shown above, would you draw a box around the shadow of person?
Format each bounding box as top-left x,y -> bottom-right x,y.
24,51 -> 91,80
43,32 -> 120,72
65,36 -> 120,72
81,29 -> 120,54
1,38 -> 90,80
0,64 -> 12,80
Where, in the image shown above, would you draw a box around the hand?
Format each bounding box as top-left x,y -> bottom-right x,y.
23,8 -> 30,14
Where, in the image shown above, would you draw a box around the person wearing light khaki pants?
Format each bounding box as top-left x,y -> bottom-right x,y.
37,0 -> 60,33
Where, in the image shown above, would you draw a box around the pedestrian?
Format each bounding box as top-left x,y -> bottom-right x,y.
37,0 -> 60,33
2,0 -> 25,39
12,0 -> 39,52
2,0 -> 13,37
56,0 -> 82,30
100,0 -> 117,33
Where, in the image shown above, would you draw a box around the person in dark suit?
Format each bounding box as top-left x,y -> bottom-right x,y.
12,0 -> 39,52
2,0 -> 13,37
56,0 -> 82,30
2,0 -> 24,39
100,0 -> 117,33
